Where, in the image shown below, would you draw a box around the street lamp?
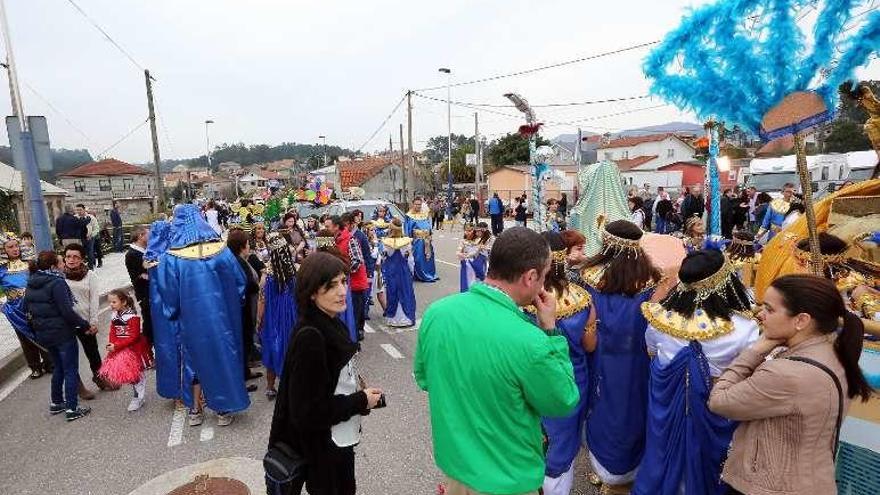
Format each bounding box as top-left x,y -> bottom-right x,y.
439,67 -> 452,219
318,135 -> 327,168
205,120 -> 214,168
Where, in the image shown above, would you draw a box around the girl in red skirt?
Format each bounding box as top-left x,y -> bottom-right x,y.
98,289 -> 152,412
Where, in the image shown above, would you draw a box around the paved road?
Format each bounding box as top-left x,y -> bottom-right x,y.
0,227 -> 598,495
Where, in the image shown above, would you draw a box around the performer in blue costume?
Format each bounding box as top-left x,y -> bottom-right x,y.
524,231 -> 594,495
316,232 -> 358,343
381,219 -> 416,327
157,204 -> 249,423
405,197 -> 438,282
256,232 -> 298,400
756,183 -> 795,243
146,219 -> 194,406
1,237 -> 51,376
634,249 -> 758,495
577,220 -> 665,494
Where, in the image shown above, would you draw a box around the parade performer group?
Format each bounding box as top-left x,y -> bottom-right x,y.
405,197 -> 438,283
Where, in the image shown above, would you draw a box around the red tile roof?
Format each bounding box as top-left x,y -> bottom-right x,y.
658,161 -> 704,169
339,157 -> 395,188
598,133 -> 683,150
614,155 -> 658,171
59,158 -> 151,177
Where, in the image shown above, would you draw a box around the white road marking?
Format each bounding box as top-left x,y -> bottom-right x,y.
167,405 -> 187,447
199,425 -> 214,442
364,323 -> 376,333
0,367 -> 30,403
437,259 -> 458,267
380,344 -> 403,359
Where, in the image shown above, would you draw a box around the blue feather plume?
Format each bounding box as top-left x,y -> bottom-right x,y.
645,0 -> 880,135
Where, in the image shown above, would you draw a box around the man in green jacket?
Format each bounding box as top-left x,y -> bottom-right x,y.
414,227 -> 579,495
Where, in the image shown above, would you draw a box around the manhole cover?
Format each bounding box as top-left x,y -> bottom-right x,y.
167,474 -> 249,495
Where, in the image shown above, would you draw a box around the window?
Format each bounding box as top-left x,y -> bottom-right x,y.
728,170 -> 737,181
99,179 -> 111,191
73,180 -> 85,193
622,151 -> 629,159
604,152 -> 613,160
820,166 -> 829,181
667,148 -> 675,158
123,178 -> 134,190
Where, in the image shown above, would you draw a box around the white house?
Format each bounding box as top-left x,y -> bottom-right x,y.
597,133 -> 696,171
238,172 -> 267,191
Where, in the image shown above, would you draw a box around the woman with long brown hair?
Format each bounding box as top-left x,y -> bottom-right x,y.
709,274 -> 871,495
579,220 -> 665,494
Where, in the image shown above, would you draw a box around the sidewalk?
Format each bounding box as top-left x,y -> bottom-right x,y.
0,252 -> 133,383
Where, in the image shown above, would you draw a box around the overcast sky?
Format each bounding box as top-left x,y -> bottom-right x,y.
4,0 -> 880,163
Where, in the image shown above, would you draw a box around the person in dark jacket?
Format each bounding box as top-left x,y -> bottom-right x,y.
125,226 -> 154,345
110,202 -> 124,252
268,252 -> 384,495
55,205 -> 90,247
24,251 -> 93,421
227,228 -> 263,391
488,193 -> 504,235
680,185 -> 706,220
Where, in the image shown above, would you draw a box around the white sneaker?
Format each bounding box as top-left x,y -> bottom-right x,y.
216,413 -> 235,427
188,410 -> 204,427
127,396 -> 145,412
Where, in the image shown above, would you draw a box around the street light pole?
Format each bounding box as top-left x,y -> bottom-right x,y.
439,67 -> 452,218
319,135 -> 327,168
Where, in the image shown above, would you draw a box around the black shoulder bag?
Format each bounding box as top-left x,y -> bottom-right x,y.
786,356 -> 844,459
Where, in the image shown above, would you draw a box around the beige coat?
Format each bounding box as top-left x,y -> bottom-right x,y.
708,335 -> 849,495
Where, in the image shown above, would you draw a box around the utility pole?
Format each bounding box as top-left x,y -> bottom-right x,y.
399,123 -> 405,204
144,70 -> 164,212
474,112 -> 481,216
0,0 -> 50,249
576,128 -> 583,170
405,90 -> 413,204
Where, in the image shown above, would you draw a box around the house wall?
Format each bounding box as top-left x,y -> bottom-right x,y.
658,164 -> 738,188
56,174 -> 157,222
9,194 -> 66,233
360,164 -> 421,203
487,168 -> 577,205
599,138 -> 695,169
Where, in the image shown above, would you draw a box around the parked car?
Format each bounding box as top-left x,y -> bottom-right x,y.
292,201 -> 328,219
323,199 -> 406,223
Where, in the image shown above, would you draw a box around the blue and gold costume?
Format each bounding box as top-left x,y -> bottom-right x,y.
405,211 -> 438,282
0,258 -> 34,341
758,198 -> 791,242
157,205 -> 249,414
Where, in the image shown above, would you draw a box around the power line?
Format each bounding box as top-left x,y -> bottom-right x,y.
415,94 -> 652,109
356,93 -> 407,152
20,80 -> 98,153
96,118 -> 149,158
65,0 -> 146,72
413,41 -> 660,92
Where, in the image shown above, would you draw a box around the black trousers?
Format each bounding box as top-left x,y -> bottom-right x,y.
490,214 -> 504,235
242,315 -> 256,377
76,332 -> 103,374
138,297 -> 153,345
16,332 -> 51,372
726,486 -> 744,495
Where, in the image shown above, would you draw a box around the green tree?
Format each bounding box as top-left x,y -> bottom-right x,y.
423,134 -> 472,164
823,120 -> 872,153
837,80 -> 880,123
486,133 -> 551,167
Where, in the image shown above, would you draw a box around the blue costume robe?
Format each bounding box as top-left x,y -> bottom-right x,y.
633,341 -> 736,495
157,205 -> 249,414
458,241 -> 488,293
759,198 -> 791,242
405,212 -> 438,282
340,284 -> 357,343
260,275 -> 298,376
538,285 -> 592,480
0,259 -> 35,341
585,287 -> 653,483
381,238 -> 416,327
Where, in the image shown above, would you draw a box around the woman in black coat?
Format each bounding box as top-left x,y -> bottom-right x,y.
24,251 -> 92,421
268,251 -> 383,495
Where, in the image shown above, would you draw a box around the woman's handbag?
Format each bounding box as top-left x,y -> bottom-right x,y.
263,442 -> 307,495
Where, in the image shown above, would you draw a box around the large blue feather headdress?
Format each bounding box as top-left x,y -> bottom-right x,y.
167,204 -> 220,249
644,0 -> 880,135
145,220 -> 172,262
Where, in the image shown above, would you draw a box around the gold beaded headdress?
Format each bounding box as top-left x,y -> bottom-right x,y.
600,227 -> 642,258
675,256 -> 747,306
316,236 -> 336,249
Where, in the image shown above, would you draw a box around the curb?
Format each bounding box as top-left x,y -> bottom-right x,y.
0,282 -> 133,389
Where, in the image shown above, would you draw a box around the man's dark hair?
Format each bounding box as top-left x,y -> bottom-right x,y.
330,215 -> 345,228
130,225 -> 148,242
487,227 -> 549,283
782,182 -> 795,190
76,203 -> 85,209
227,228 -> 249,255
20,232 -> 32,240
64,243 -> 87,258
296,251 -> 349,309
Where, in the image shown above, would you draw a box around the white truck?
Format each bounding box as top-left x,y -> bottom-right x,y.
746,150 -> 876,197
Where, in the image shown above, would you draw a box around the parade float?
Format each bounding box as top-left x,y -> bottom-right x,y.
644,0 -> 880,491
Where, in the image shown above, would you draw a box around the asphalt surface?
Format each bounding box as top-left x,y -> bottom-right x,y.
0,226 -> 598,495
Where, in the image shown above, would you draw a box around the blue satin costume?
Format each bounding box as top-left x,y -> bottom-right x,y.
633,341 -> 736,495
586,288 -> 653,482
759,198 -> 790,242
540,293 -> 592,479
405,213 -> 438,282
260,275 -> 298,375
459,246 -> 488,293
381,241 -> 417,325
0,259 -> 34,342
157,205 -> 250,414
